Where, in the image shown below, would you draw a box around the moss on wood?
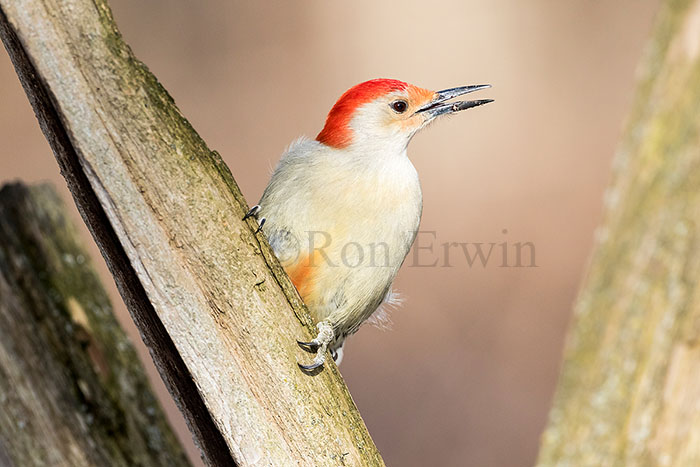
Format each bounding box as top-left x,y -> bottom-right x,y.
0,182 -> 190,467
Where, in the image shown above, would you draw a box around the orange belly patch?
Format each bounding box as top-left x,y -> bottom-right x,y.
285,252 -> 320,302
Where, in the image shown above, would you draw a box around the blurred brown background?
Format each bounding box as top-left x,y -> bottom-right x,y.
0,1 -> 661,466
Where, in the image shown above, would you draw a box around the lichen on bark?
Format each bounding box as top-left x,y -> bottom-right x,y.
537,0 -> 700,465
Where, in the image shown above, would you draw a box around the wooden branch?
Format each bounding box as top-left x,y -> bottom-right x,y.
0,182 -> 190,467
0,1 -> 383,466
537,0 -> 700,464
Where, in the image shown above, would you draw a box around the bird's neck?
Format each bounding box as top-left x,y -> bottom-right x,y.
338,135 -> 411,164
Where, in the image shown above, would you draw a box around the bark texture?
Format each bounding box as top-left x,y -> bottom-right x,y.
0,0 -> 383,465
537,0 -> 700,465
0,182 -> 190,467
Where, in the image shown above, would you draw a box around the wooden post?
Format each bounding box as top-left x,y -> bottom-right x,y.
0,182 -> 190,467
0,1 -> 383,465
537,0 -> 700,464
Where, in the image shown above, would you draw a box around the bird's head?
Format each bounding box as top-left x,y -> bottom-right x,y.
316,78 -> 492,153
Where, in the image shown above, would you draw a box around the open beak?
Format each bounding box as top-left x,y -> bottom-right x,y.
415,84 -> 493,118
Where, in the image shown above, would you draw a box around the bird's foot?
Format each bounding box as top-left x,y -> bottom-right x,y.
297,321 -> 334,371
243,204 -> 260,220
243,205 -> 266,233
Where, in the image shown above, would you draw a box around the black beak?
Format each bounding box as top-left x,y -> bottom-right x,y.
415,84 -> 493,117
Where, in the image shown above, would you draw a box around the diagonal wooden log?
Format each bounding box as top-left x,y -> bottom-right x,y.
0,1 -> 384,465
537,0 -> 700,465
0,182 -> 190,467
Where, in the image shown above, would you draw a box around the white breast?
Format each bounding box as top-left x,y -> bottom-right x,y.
258,137 -> 422,336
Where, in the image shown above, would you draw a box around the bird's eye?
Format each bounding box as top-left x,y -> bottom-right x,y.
391,100 -> 408,113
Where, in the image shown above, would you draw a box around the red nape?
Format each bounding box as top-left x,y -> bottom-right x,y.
316,78 -> 409,148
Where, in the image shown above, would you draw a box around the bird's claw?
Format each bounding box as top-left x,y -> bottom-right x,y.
243,205 -> 260,220
297,339 -> 319,349
298,360 -> 324,371
297,321 -> 334,372
244,205 -> 265,233
255,217 -> 266,233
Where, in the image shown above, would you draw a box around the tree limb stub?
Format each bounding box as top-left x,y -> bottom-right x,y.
0,182 -> 190,467
0,0 -> 384,465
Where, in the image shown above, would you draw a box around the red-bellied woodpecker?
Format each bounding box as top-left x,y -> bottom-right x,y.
244,79 -> 492,370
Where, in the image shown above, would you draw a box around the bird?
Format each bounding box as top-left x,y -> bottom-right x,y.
244,78 -> 492,370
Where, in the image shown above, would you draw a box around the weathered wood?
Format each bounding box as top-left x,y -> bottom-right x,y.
537,0 -> 700,465
0,182 -> 190,467
0,0 -> 383,466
